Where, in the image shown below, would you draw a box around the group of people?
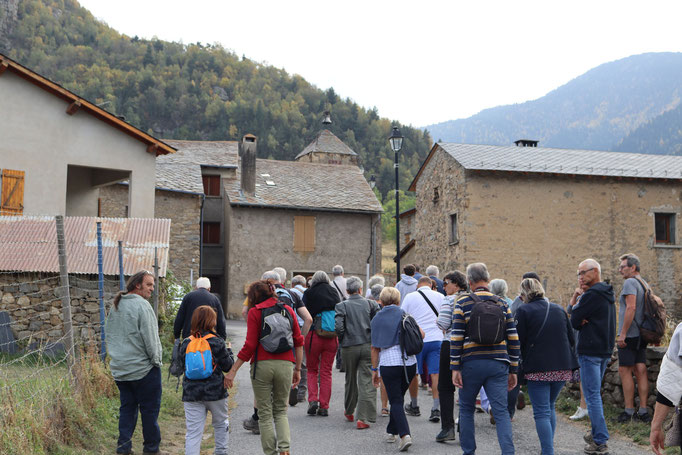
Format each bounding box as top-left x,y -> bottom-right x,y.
103,256 -> 682,455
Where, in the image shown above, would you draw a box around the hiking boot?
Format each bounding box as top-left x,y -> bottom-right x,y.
570,406 -> 589,420
516,392 -> 526,410
398,435 -> 412,452
435,427 -> 456,442
307,401 -> 319,416
404,403 -> 421,416
584,441 -> 609,454
616,411 -> 633,423
584,431 -> 594,444
634,411 -> 652,423
289,386 -> 298,406
317,407 -> 329,416
429,409 -> 440,422
243,416 -> 260,434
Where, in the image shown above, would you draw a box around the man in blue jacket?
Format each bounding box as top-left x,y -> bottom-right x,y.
570,259 -> 616,455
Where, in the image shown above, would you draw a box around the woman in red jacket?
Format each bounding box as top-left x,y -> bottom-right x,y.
225,280 -> 304,455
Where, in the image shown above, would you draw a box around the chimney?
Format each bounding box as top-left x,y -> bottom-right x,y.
514,139 -> 538,147
239,134 -> 257,196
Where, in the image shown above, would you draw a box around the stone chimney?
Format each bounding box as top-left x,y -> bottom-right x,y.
239,134 -> 257,196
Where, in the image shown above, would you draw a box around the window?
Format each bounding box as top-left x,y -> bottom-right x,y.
202,175 -> 221,196
0,169 -> 25,216
655,213 -> 676,244
203,222 -> 221,244
294,216 -> 316,252
449,213 -> 458,244
433,187 -> 440,202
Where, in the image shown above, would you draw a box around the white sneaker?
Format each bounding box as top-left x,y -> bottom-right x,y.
398,435 -> 412,452
570,406 -> 589,420
385,434 -> 398,443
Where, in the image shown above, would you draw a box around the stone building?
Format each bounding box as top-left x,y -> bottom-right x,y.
395,208 -> 417,266
0,53 -> 173,218
294,129 -> 358,165
410,142 -> 682,318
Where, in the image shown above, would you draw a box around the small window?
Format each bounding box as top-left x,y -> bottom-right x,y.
449,213 -> 458,244
655,213 -> 675,244
294,216 -> 315,252
203,222 -> 221,244
433,187 -> 440,202
202,175 -> 221,196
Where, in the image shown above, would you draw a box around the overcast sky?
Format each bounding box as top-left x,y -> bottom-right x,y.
78,0 -> 682,127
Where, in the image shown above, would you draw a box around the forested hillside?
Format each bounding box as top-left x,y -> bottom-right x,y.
0,0 -> 431,197
425,53 -> 682,152
613,103 -> 682,155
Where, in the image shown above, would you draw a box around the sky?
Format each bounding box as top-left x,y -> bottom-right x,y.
78,0 -> 682,127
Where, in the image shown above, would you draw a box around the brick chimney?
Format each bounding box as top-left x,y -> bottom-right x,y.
239,134 -> 257,196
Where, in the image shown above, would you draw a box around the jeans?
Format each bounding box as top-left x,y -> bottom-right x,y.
115,366 -> 162,454
306,332 -> 338,409
438,340 -> 456,431
380,364 -> 416,437
342,343 -> 377,423
459,359 -> 514,455
527,380 -> 565,455
579,355 -> 610,445
184,399 -> 229,455
251,360 -> 294,455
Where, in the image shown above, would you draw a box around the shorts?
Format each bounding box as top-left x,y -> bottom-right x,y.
617,337 -> 646,366
416,340 -> 441,375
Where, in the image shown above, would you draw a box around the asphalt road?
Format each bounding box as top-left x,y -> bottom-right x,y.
225,320 -> 650,454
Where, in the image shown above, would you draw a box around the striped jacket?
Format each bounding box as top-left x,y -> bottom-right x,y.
450,289 -> 520,372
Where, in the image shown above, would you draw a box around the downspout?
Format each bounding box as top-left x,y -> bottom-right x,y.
199,193 -> 205,276
366,215 -> 380,288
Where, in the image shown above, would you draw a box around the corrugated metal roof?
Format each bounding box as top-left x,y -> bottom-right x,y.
295,130 -> 358,160
439,143 -> 682,179
0,216 -> 170,276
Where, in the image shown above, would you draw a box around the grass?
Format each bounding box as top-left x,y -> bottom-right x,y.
382,240 -> 397,279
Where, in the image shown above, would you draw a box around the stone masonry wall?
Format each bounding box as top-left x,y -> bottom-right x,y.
0,0 -> 19,53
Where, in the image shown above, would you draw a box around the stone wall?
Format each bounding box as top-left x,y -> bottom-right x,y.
99,185 -> 201,283
0,0 -> 19,53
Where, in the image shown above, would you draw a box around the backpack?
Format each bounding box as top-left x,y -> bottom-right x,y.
314,310 -> 337,338
169,338 -> 184,377
184,333 -> 216,380
466,293 -> 507,345
634,277 -> 667,345
399,312 -> 423,357
259,300 -> 295,354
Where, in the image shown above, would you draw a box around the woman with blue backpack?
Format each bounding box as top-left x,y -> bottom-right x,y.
179,305 -> 235,455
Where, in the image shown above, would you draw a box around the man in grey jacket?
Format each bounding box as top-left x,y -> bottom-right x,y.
335,276 -> 381,429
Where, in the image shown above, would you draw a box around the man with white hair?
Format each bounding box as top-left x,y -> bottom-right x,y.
331,265 -> 348,300
173,277 -> 227,340
426,265 -> 445,295
570,259 -> 616,455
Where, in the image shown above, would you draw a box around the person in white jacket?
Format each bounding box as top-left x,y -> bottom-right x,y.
650,322 -> 682,454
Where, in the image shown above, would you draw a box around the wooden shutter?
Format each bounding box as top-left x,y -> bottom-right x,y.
294,216 -> 316,252
1,169 -> 25,216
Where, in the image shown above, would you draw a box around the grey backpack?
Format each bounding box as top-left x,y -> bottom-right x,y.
259,301 -> 294,354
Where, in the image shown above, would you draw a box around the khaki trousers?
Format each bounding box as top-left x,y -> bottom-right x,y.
342,343 -> 377,423
250,360 -> 294,455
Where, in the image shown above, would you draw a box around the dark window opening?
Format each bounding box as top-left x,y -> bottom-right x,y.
655,213 -> 675,244
203,222 -> 221,244
433,187 -> 440,202
202,175 -> 221,196
449,213 -> 458,244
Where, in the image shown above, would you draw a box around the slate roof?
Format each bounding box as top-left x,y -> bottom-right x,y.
224,159 -> 383,213
295,130 -> 358,160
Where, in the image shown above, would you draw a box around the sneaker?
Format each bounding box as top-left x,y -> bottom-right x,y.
429,409 -> 440,422
243,416 -> 260,434
307,401 -> 319,416
317,407 -> 329,416
404,404 -> 421,416
516,393 -> 526,410
345,413 -> 354,422
435,427 -> 456,442
584,441 -> 609,454
634,411 -> 652,423
356,420 -> 370,429
616,411 -> 633,423
381,407 -> 390,417
398,435 -> 412,452
570,406 -> 589,421
289,386 -> 298,406
385,434 -> 398,443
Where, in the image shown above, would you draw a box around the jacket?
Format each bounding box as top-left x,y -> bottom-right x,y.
303,282 -> 340,318
570,282 -> 616,358
515,297 -> 578,374
173,288 -> 227,340
335,294 -> 380,347
395,274 -> 418,304
179,330 -> 234,402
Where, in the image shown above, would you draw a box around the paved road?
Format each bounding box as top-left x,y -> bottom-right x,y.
226,320 -> 649,454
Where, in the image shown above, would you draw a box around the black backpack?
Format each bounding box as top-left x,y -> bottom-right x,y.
633,277 -> 667,345
466,293 -> 507,345
399,312 -> 424,357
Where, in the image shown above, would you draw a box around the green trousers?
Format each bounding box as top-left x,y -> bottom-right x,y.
251,360 -> 294,455
342,343 -> 377,423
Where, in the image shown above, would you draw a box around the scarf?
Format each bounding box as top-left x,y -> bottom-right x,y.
370,304 -> 403,349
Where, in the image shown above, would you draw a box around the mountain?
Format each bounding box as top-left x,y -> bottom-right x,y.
0,0 -> 432,198
425,53 -> 682,151
613,102 -> 682,155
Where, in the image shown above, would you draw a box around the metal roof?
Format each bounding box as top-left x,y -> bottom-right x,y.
295,130 -> 358,160
0,216 -> 170,276
439,143 -> 682,179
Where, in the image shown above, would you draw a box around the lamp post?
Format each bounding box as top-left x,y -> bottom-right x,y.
389,126 -> 403,283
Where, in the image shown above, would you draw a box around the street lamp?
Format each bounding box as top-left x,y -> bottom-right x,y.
389,126 -> 403,283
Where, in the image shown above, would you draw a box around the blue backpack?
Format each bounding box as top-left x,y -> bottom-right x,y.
184,333 -> 216,380
314,310 -> 337,338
